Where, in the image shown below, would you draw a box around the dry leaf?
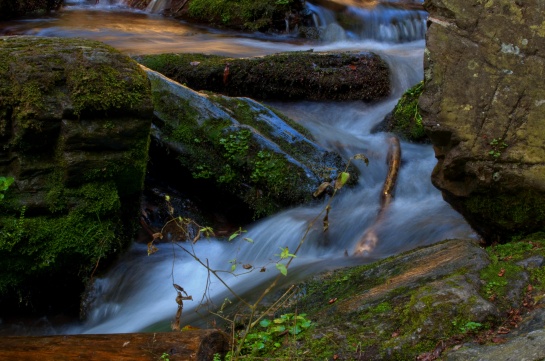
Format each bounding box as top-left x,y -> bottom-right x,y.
498,268 -> 505,277
328,298 -> 338,304
152,232 -> 163,240
313,182 -> 331,198
243,264 -> 253,269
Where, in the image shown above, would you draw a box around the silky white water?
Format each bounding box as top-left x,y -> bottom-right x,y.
0,0 -> 474,334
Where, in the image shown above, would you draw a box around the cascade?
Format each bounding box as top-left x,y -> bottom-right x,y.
0,0 -> 474,335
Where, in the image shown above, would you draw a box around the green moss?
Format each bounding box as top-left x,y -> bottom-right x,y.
0,180 -> 122,297
464,190 -> 545,239
389,81 -> 427,142
186,0 -> 301,32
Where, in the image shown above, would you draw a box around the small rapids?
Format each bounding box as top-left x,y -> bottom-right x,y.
0,0 -> 475,335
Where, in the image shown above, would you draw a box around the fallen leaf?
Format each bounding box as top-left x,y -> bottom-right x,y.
122,341 -> 130,347
391,331 -> 400,338
492,337 -> 506,344
190,61 -> 200,66
260,267 -> 266,272
243,264 -> 252,269
528,284 -> 534,292
328,298 -> 338,304
313,182 -> 331,198
498,268 -> 505,277
333,354 -> 339,360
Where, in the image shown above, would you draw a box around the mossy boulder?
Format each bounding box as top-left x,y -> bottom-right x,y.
0,0 -> 62,20
0,36 -> 153,314
268,235 -> 545,360
134,51 -> 390,102
126,0 -> 312,34
142,65 -> 354,218
420,0 -> 545,243
381,81 -> 427,143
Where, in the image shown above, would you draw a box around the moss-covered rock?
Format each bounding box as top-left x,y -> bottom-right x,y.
126,0 -> 312,34
134,51 -> 390,102
0,0 -> 62,20
0,36 -> 153,315
383,81 -> 427,143
142,65 -> 354,218
420,0 -> 545,243
265,236 -> 545,360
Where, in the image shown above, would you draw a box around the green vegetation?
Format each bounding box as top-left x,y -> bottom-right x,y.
0,37 -> 152,312
488,138 -> 508,159
0,176 -> 14,201
464,190 -> 545,241
186,0 -> 303,32
389,81 -> 427,142
234,313 -> 312,357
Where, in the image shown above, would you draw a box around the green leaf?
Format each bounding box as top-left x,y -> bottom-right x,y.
278,247 -> 296,259
289,325 -> 302,335
259,319 -> 271,328
335,172 -> 350,190
271,325 -> 286,333
276,263 -> 288,276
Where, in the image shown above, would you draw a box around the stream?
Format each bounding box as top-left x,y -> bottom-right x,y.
0,0 -> 475,335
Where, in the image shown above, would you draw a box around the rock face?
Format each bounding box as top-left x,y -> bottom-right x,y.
142,65 -> 352,218
0,36 -> 153,313
420,0 -> 545,242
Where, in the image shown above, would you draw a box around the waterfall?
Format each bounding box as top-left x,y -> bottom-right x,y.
61,44 -> 474,335
306,2 -> 427,43
146,0 -> 169,13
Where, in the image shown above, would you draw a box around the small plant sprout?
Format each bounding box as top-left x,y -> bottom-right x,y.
488,138 -> 508,159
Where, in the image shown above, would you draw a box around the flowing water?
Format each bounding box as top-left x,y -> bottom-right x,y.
0,0 -> 475,334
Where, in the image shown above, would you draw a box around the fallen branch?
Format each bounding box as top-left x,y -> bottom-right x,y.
354,136 -> 401,255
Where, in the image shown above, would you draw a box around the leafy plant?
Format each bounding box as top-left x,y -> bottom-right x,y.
488,138 -> 508,159
239,313 -> 312,355
0,176 -> 14,201
452,320 -> 483,334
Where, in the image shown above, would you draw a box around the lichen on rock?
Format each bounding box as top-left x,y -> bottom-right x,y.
420,0 -> 545,243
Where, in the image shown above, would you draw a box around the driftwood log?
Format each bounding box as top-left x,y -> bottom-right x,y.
0,330 -> 230,361
354,136 -> 401,255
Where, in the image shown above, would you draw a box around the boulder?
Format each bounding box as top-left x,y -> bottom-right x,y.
0,36 -> 153,314
0,0 -> 62,20
420,0 -> 545,243
141,65 -> 354,218
134,51 -> 390,102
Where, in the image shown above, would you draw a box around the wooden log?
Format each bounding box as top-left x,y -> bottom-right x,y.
354,136 -> 401,255
0,330 -> 230,361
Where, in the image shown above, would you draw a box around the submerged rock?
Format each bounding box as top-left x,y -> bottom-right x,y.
142,65 -> 354,218
420,0 -> 545,242
134,51 -> 390,102
0,36 -> 153,314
